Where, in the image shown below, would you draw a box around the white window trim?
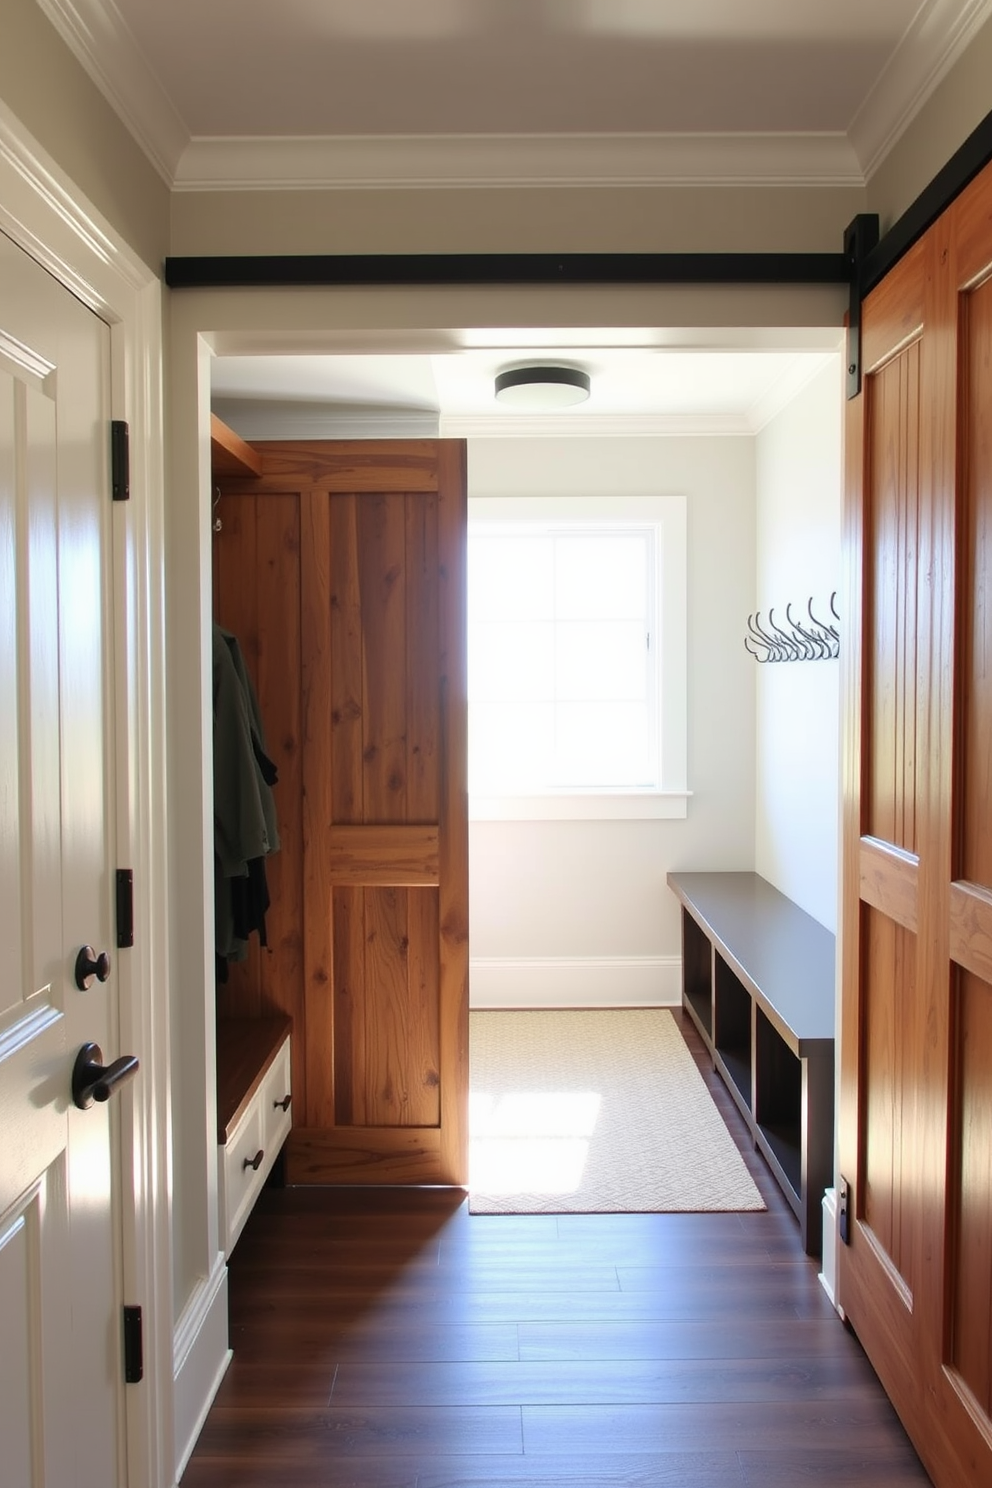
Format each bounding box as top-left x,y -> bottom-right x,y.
468,493 -> 688,821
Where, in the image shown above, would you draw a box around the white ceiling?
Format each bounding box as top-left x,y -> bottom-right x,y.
211,347 -> 842,439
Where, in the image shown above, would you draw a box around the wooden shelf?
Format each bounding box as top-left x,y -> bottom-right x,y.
211,412 -> 262,479
216,1014 -> 292,1144
667,871 -> 835,1255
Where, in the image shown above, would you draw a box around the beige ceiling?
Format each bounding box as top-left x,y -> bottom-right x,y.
40,0 -> 986,424
35,0 -> 992,186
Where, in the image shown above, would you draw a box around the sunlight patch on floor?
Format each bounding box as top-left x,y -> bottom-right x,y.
469,1091 -> 601,1194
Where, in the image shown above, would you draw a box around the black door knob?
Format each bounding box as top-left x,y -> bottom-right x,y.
72,1042 -> 139,1109
75,945 -> 111,990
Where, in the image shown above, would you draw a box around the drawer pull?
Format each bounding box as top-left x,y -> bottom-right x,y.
273,1094 -> 292,1112
243,1149 -> 264,1172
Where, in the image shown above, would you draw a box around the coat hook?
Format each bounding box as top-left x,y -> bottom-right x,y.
745,595 -> 840,662
212,486 -> 223,533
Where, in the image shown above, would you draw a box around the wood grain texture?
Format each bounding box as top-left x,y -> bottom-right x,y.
210,412 -> 262,478
865,337 -> 920,855
840,155 -> 992,1488
949,968 -> 992,1414
245,439 -> 440,492
839,228 -> 929,1463
285,1124 -> 442,1184
217,442 -> 467,1178
301,488 -> 335,1129
216,1015 -> 292,1143
861,237 -> 926,378
360,491 -> 408,823
437,440 -> 470,1186
254,494 -> 305,1105
329,491 -> 364,825
182,1014 -> 929,1488
861,906 -> 918,1292
859,835 -> 919,934
407,490 -> 440,822
957,272 -> 992,892
332,885 -> 366,1126
949,879 -> 992,984
327,824 -> 439,885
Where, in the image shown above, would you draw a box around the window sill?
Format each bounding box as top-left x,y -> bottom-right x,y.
469,791 -> 691,822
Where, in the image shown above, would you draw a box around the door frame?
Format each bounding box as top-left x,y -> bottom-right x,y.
167,280 -> 848,1445
0,101 -> 172,1488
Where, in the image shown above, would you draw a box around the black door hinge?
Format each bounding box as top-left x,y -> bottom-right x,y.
111,420 -> 130,502
123,1305 -> 143,1383
116,868 -> 134,948
839,1176 -> 851,1245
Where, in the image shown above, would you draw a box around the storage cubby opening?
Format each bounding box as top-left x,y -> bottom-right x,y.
681,910 -> 713,1040
754,1006 -> 802,1198
714,954 -> 752,1108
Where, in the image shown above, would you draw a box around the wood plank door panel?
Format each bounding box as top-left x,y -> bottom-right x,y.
937,185 -> 992,1483
214,441 -> 468,1189
840,157 -> 992,1487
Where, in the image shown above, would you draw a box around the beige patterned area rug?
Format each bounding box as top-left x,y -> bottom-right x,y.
468,1008 -> 766,1215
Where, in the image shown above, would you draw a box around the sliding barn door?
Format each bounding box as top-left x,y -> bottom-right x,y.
839,158 -> 992,1486
213,441 -> 469,1187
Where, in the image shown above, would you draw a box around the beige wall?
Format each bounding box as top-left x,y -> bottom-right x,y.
170,183 -> 865,258
1,0 -> 169,268
868,11 -> 992,232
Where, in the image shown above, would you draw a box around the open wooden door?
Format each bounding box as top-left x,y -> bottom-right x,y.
213,440 -> 469,1187
839,157 -> 992,1486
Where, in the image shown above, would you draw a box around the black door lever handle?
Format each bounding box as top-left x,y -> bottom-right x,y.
72,1042 -> 139,1109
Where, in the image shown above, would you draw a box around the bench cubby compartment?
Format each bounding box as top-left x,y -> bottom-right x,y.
714,954 -> 752,1114
681,909 -> 713,1039
667,871 -> 835,1255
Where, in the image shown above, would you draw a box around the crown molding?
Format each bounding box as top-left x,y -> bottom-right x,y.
34,0 -> 188,184
173,131 -> 864,192
211,401 -> 440,441
37,0 -> 992,193
849,0 -> 992,179
0,97 -> 149,302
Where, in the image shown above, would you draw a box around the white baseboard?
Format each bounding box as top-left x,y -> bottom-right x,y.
173,1255 -> 231,1481
469,955 -> 681,1009
819,1186 -> 839,1311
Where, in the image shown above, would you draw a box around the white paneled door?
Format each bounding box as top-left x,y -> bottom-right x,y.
0,233 -> 126,1486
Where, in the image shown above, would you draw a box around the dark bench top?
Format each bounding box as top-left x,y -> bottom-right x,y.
667,871 -> 836,1055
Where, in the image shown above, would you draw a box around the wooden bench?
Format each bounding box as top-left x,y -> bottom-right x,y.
667,871 -> 835,1254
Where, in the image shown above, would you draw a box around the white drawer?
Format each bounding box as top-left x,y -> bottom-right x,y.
263,1036 -> 293,1153
218,1031 -> 293,1256
219,1099 -> 265,1255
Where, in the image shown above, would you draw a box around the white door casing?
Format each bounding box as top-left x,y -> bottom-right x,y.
0,230 -> 125,1486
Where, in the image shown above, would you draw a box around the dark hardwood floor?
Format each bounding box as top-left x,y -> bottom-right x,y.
181,1010 -> 931,1487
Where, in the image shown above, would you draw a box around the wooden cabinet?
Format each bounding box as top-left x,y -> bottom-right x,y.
667,871 -> 835,1254
216,1016 -> 293,1256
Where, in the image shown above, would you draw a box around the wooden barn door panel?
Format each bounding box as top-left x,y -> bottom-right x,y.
937,188 -> 992,1482
214,441 -> 468,1188
840,158 -> 992,1487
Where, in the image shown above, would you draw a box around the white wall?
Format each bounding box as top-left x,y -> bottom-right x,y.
754,358 -> 843,932
467,435 -> 756,1006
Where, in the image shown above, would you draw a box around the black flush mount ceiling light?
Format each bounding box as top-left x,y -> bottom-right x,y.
494,364 -> 591,408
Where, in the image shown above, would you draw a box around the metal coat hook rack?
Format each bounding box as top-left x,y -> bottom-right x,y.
745,593 -> 839,663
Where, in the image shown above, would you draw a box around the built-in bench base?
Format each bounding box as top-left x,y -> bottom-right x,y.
667,871 -> 835,1255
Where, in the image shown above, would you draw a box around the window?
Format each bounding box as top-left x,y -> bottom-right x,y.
468,495 -> 688,820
